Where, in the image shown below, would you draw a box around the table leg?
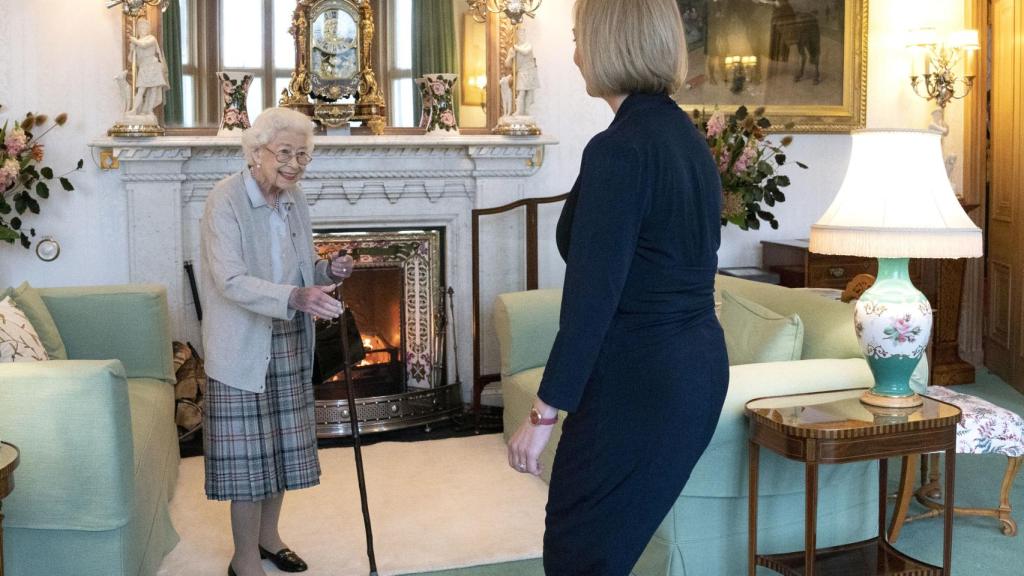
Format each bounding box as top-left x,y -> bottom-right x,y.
879,457 -> 888,538
749,440 -> 760,576
943,448 -> 955,574
805,461 -> 818,576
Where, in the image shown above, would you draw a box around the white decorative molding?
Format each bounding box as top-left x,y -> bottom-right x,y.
89,133 -> 556,402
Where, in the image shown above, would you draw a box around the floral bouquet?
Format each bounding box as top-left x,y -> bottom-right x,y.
0,104 -> 82,248
692,106 -> 806,230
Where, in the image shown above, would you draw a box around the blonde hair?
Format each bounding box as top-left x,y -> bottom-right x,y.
573,0 -> 687,97
240,107 -> 315,167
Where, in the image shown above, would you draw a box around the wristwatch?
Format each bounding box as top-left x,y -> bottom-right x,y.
529,407 -> 558,426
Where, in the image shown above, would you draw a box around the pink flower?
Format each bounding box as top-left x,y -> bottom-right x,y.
223,109 -> 239,126
31,143 -> 44,162
431,81 -> 446,96
0,158 -> 20,190
440,110 -> 455,127
706,111 -> 726,138
4,127 -> 26,156
732,146 -> 757,174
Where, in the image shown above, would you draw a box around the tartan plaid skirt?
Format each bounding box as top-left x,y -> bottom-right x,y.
203,315 -> 321,501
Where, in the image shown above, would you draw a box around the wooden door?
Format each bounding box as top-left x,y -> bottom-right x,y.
985,0 -> 1024,391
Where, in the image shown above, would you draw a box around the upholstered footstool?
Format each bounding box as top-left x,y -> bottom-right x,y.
889,386 -> 1024,539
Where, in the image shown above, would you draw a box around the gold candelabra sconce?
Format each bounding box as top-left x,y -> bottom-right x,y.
907,28 -> 979,112
466,0 -> 542,25
724,55 -> 758,94
105,0 -> 167,17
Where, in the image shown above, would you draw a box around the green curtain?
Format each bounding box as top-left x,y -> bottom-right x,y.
162,0 -> 184,126
412,0 -> 459,123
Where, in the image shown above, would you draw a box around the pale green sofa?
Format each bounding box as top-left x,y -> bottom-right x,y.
496,274 -> 897,576
0,285 -> 180,576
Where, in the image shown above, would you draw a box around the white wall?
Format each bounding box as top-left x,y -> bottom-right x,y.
0,0 -> 971,290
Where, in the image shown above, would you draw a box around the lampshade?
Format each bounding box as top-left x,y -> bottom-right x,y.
947,29 -> 980,50
809,129 -> 982,259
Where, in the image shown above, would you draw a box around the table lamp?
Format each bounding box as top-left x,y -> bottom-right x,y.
810,130 -> 982,407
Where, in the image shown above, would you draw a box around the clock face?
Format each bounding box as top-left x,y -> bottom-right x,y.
310,3 -> 360,102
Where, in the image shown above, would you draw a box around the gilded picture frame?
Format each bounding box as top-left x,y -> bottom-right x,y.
674,0 -> 867,133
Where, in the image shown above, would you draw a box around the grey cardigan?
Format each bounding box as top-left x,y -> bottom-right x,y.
199,171 -> 333,391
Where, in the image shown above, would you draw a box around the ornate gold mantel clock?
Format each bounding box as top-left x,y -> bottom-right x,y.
280,0 -> 386,134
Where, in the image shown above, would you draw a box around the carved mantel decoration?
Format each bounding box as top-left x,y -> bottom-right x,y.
90,133 -> 556,403
280,0 -> 387,134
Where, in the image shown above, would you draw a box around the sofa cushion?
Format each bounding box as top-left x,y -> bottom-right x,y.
0,295 -> 49,362
715,275 -> 861,360
5,282 -> 69,360
720,291 -> 803,365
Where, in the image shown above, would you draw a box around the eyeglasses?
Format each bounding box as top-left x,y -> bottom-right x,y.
265,147 -> 313,166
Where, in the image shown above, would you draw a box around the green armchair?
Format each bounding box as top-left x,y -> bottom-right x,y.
0,284 -> 180,576
495,275 -> 887,575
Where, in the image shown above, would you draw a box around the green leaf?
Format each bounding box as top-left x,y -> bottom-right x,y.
774,190 -> 786,202
0,199 -> 9,214
36,181 -> 49,198
796,161 -> 808,169
775,154 -> 786,165
59,177 -> 74,191
14,193 -> 27,214
23,165 -> 39,179
735,106 -> 749,120
10,217 -> 21,230
76,158 -> 84,170
40,166 -> 53,179
756,117 -> 771,129
775,175 -> 791,187
19,232 -> 30,248
26,197 -> 39,214
0,226 -> 17,242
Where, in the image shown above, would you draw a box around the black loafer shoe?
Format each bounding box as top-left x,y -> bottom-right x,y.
259,545 -> 308,572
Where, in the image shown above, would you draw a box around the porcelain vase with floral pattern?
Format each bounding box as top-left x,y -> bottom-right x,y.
420,73 -> 459,135
217,71 -> 253,136
854,258 -> 932,405
415,77 -> 434,129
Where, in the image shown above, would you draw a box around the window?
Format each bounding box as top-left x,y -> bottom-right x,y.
167,0 -> 295,128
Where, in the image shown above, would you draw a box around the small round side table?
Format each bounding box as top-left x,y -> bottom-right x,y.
0,442 -> 20,576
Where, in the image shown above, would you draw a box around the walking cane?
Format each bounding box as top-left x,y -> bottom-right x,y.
336,282 -> 379,576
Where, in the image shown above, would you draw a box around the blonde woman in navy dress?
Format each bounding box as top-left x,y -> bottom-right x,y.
506,0 -> 729,573
200,107 -> 354,576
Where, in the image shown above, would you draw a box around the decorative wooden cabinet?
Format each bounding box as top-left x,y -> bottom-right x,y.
761,239 -> 975,385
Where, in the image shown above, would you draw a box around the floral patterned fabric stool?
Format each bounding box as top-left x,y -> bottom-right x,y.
889,385 -> 1024,539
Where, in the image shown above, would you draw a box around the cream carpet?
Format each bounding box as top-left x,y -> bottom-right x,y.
157,435 -> 548,576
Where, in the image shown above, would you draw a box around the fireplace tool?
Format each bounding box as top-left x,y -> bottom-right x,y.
336,280 -> 379,576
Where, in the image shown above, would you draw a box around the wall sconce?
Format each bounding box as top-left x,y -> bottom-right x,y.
907,28 -> 979,117
724,55 -> 758,94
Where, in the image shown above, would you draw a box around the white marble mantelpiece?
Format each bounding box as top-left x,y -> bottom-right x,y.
89,134 -> 557,401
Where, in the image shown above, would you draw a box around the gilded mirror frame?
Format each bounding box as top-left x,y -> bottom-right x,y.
124,1 -> 506,134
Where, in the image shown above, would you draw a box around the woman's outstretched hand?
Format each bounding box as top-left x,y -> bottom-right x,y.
289,284 -> 342,319
329,252 -> 355,281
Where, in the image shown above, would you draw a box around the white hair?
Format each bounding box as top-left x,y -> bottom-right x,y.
240,107 -> 315,167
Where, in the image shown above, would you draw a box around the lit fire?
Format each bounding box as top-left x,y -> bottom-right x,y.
358,334 -> 393,367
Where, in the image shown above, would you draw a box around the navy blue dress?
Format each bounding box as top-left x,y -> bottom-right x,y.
538,92 -> 730,575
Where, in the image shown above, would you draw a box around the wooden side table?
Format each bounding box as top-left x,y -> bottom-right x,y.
0,442 -> 19,576
746,389 -> 961,576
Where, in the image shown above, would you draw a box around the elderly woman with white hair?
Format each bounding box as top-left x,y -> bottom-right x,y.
199,107 -> 353,576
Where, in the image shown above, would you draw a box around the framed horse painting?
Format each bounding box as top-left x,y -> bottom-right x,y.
675,0 -> 867,133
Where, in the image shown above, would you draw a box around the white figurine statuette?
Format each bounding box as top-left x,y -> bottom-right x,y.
109,18 -> 169,137
494,26 -> 541,136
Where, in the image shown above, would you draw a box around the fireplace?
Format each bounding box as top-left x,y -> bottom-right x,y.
311,229 -> 460,436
